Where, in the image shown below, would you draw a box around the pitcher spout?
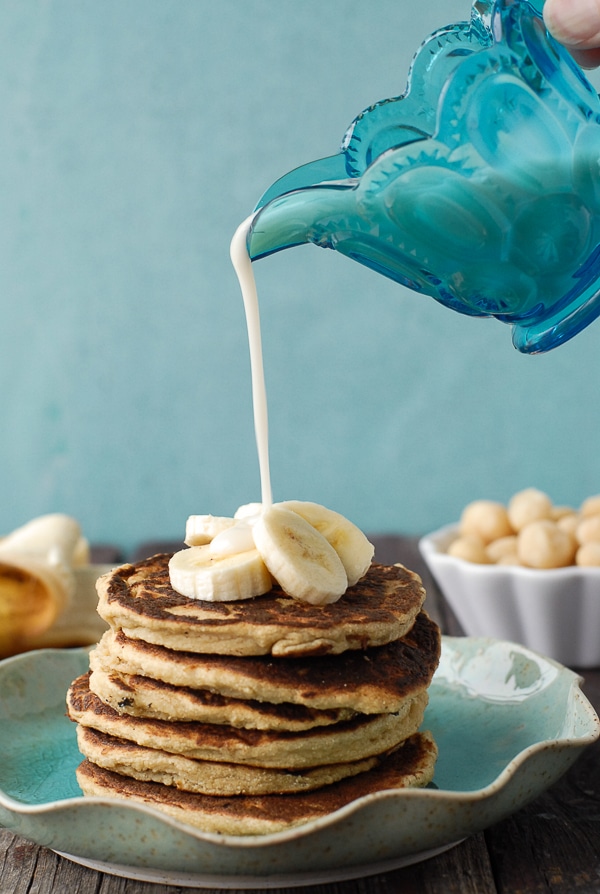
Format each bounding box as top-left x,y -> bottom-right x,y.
247,180 -> 357,262
254,154 -> 350,212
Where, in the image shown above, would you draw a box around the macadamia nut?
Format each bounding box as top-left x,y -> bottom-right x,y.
447,535 -> 490,564
517,520 -> 576,569
551,505 -> 575,521
508,488 -> 553,532
496,552 -> 522,566
580,495 -> 600,517
575,515 -> 600,545
576,542 -> 600,566
556,513 -> 579,537
459,500 -> 512,544
486,535 -> 518,563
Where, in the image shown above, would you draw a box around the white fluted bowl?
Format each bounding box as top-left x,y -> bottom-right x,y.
419,523 -> 600,668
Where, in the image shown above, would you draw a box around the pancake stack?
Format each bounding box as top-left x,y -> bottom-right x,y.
67,553 -> 441,835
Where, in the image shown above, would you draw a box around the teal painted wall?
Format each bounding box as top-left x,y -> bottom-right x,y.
1,1 -> 600,550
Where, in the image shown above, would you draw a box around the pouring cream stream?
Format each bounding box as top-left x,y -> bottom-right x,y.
230,214 -> 273,511
200,213 -> 272,559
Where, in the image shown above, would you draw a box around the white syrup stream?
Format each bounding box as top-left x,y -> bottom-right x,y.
230,214 -> 273,509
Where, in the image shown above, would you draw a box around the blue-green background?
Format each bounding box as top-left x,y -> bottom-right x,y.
1,1 -> 600,551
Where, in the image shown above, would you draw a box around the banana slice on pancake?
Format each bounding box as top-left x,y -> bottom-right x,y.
168,546 -> 272,602
171,500 -> 374,605
184,515 -> 237,546
252,505 -> 348,605
278,501 -> 374,586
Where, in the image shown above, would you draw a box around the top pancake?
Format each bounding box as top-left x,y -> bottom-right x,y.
96,556 -> 426,657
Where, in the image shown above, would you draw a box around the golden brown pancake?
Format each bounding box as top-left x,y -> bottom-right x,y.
90,610 -> 441,715
88,666 -> 355,729
76,726 -> 385,795
96,556 -> 426,657
67,673 -> 428,769
76,730 -> 438,835
72,552 -> 441,834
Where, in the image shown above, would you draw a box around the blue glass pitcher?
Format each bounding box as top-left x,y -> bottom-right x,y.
246,0 -> 600,353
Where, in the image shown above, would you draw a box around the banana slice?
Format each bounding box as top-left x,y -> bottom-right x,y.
252,505 -> 348,605
278,500 -> 374,586
185,515 -> 236,546
209,522 -> 255,556
234,503 -> 263,520
168,546 -> 272,601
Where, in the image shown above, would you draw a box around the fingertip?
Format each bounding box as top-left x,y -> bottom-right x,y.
543,0 -> 600,50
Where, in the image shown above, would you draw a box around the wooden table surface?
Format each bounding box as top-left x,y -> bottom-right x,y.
1,536 -> 599,893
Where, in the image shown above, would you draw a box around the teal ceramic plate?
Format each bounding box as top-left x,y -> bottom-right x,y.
0,637 -> 597,889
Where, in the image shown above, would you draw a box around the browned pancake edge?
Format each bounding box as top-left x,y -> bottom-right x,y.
93,610 -> 441,714
96,557 -> 426,657
75,730 -> 438,835
67,672 -> 429,768
88,665 -> 357,729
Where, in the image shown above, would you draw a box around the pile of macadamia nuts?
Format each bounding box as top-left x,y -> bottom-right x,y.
448,488 -> 600,568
